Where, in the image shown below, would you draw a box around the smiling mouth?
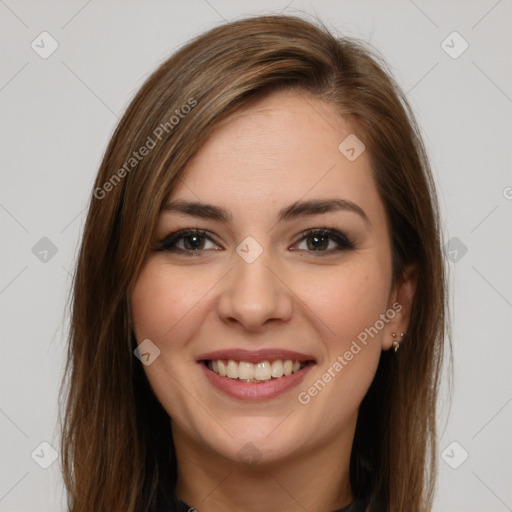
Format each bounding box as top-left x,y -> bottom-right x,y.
203,359 -> 314,383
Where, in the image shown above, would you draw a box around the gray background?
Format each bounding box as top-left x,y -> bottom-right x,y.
1,1 -> 511,510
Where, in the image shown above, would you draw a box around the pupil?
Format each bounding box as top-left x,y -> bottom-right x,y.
185,235 -> 203,250
309,235 -> 327,251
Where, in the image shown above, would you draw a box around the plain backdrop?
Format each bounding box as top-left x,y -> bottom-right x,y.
1,1 -> 511,511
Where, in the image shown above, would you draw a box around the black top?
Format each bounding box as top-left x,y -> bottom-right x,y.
158,494 -> 370,511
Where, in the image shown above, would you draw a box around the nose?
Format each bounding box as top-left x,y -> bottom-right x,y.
216,246 -> 293,332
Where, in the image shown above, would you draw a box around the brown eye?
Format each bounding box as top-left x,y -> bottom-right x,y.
293,228 -> 354,254
157,229 -> 220,254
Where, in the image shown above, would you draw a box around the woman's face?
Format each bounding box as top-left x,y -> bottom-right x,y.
131,89 -> 414,466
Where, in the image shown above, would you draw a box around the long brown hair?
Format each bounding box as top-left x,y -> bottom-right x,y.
59,14 -> 451,512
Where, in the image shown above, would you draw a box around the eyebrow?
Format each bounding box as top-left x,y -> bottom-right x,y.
161,197 -> 371,226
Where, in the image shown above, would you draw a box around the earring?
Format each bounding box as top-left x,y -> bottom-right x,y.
392,332 -> 406,352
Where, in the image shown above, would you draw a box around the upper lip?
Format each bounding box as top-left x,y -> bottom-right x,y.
196,348 -> 316,364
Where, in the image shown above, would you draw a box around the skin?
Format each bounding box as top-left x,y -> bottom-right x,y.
131,88 -> 417,512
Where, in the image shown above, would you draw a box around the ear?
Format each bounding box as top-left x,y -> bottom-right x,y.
382,263 -> 418,351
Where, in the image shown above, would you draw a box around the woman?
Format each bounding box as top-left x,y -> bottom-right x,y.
60,14 -> 450,512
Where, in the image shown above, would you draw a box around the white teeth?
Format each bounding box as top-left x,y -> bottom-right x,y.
238,361 -> 254,380
218,360 -> 227,377
271,360 -> 284,378
208,358 -> 308,381
254,361 -> 271,381
226,360 -> 238,378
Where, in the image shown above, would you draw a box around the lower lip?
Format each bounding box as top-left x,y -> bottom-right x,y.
199,361 -> 315,401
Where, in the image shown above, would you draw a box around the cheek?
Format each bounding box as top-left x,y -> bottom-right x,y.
295,259 -> 390,349
131,261 -> 204,346
290,262 -> 389,440
130,261 -> 206,412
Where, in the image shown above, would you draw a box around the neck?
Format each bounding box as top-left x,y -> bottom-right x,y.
172,415 -> 357,512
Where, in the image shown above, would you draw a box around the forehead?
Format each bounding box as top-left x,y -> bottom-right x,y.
168,89 -> 384,224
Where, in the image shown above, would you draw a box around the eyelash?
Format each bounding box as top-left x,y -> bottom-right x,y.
156,227 -> 355,256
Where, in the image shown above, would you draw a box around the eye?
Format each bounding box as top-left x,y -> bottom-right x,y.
156,227 -> 355,256
292,228 -> 355,254
157,229 -> 220,254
